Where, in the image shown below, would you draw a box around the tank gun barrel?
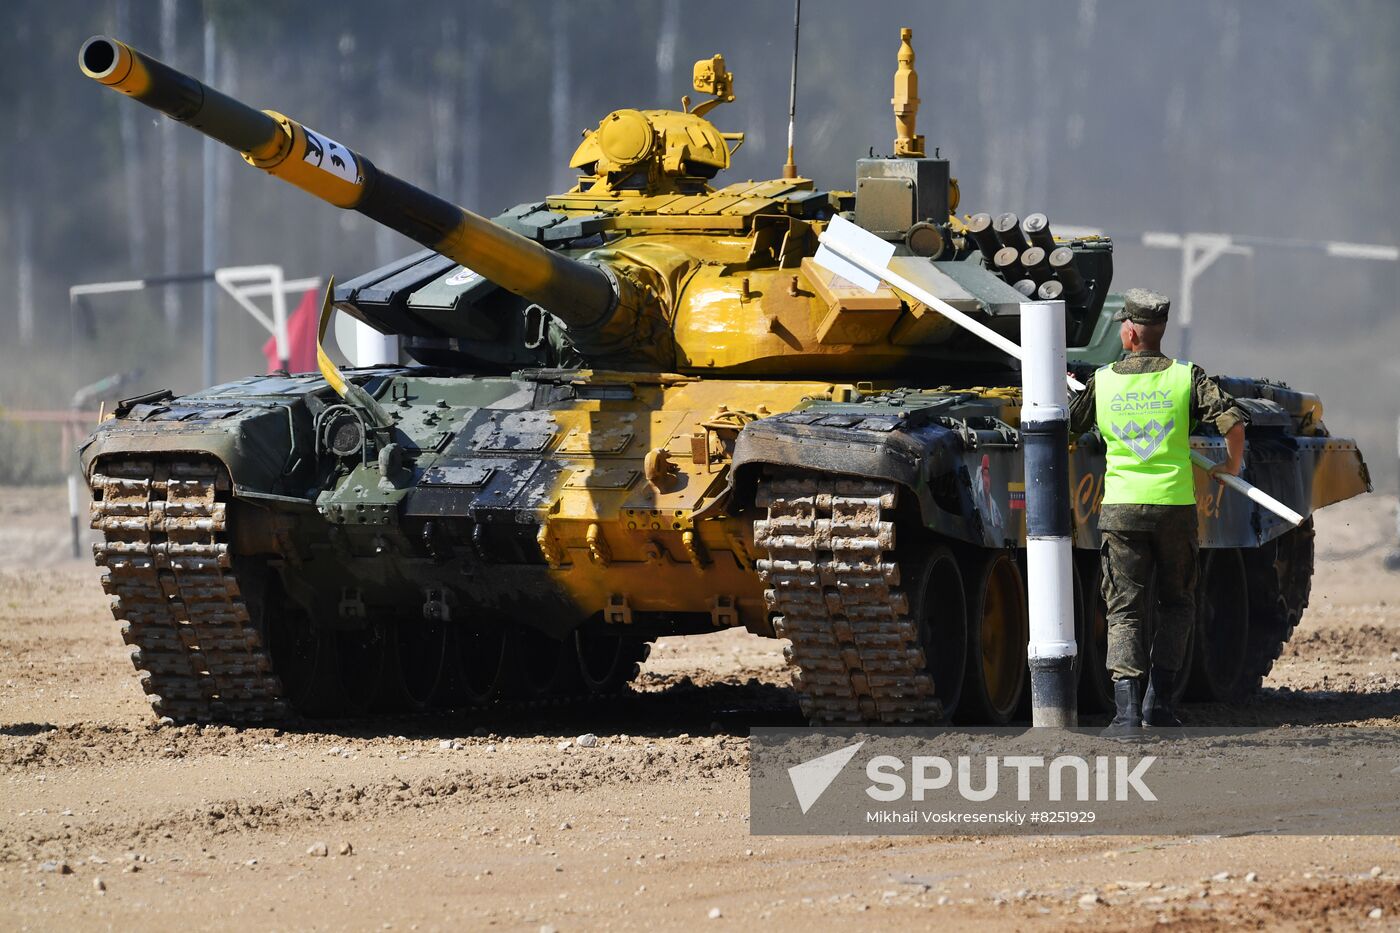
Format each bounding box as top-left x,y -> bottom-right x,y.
78,36 -> 618,333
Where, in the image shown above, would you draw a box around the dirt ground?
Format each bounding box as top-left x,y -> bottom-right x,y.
1,485 -> 1398,931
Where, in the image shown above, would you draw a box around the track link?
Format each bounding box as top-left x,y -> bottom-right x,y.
755,475 -> 941,724
91,458 -> 286,724
1243,518 -> 1316,690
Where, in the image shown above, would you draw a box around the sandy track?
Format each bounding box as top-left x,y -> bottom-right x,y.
2,488 -> 1398,930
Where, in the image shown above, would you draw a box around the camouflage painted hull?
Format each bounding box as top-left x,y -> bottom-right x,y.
81,366 -> 1368,725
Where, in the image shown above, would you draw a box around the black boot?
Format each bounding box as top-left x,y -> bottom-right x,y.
1141,667 -> 1183,728
1100,678 -> 1144,739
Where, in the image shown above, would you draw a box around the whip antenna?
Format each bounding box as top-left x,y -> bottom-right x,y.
782,0 -> 801,179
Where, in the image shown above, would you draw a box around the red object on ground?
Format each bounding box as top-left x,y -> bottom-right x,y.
262,287 -> 321,373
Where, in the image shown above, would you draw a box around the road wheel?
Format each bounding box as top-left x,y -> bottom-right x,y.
1066,549 -> 1087,697
234,560 -> 326,719
262,596 -> 338,717
1187,548 -> 1251,702
512,628 -> 581,700
574,629 -> 650,695
334,625 -> 386,716
908,544 -> 968,721
454,622 -> 512,705
957,550 -> 1028,724
380,620 -> 448,712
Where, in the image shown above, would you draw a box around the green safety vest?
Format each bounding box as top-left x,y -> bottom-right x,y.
1095,361 -> 1195,506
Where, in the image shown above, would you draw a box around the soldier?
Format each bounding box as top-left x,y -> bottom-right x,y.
1068,289 -> 1248,737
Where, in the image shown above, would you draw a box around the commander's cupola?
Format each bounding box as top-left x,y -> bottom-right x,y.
567,55 -> 746,196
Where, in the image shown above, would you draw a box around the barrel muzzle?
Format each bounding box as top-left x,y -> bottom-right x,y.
79,36 -> 127,84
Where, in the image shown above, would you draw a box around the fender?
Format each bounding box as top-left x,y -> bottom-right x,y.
730,406 -> 988,546
76,372 -> 366,500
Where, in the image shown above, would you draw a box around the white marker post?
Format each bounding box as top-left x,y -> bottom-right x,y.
1020,301 -> 1078,726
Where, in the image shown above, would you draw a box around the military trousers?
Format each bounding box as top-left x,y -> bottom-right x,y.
1099,506 -> 1199,681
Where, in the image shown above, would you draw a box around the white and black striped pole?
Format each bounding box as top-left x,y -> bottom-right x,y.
1019,301 -> 1078,727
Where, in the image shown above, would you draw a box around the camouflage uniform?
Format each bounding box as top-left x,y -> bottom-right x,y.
1068,323 -> 1250,683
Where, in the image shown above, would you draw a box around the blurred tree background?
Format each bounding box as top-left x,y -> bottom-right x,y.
0,0 -> 1396,484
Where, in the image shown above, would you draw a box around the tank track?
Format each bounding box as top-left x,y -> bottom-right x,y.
91,458 -> 287,724
90,457 -> 649,725
1242,518 -> 1316,691
755,474 -> 941,724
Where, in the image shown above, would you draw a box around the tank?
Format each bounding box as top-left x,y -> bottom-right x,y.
76,31 -> 1370,725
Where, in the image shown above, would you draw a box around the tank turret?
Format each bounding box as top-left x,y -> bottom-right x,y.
80,32 -> 1118,383
78,36 -> 669,369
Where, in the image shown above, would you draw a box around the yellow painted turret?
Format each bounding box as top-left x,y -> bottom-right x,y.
80,31 -> 1084,381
